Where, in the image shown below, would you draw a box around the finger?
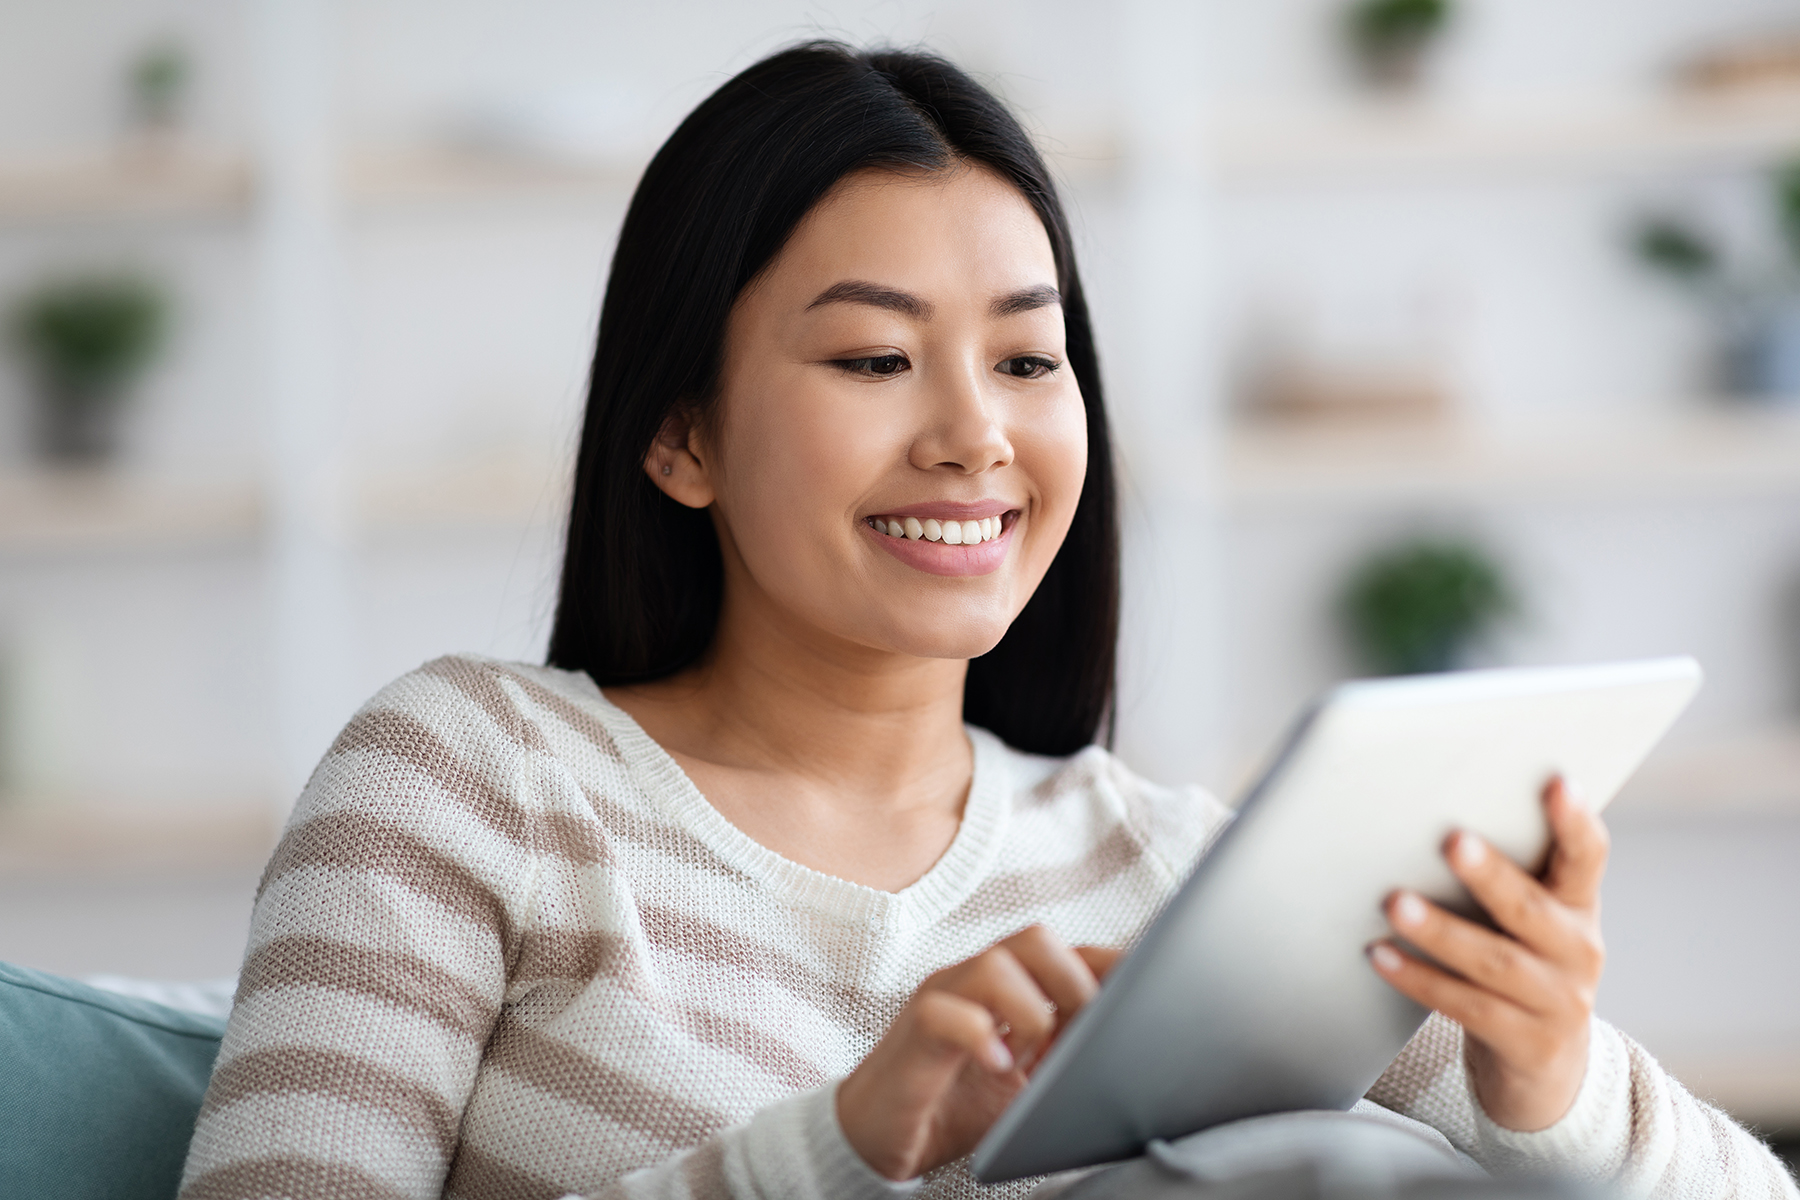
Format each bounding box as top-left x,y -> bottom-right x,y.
907,988 -> 1016,1075
937,947 -> 1060,1059
1385,890 -> 1570,1016
1541,777 -> 1609,910
1367,940 -> 1544,1057
1075,946 -> 1124,981
999,926 -> 1102,1023
1443,831 -> 1600,973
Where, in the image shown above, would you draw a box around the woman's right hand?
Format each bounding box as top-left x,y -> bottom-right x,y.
835,926 -> 1121,1181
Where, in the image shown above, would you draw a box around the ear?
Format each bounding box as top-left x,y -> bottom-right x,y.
643,409 -> 716,509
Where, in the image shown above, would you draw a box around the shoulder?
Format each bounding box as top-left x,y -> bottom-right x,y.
977,732 -> 1234,882
287,654 -> 623,856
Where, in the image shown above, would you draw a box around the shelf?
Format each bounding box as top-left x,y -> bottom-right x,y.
1613,724 -> 1800,818
342,147 -> 639,208
1209,88 -> 1800,184
0,454 -> 569,555
0,471 -> 261,554
0,800 -> 278,881
0,149 -> 250,225
1222,408 -> 1800,509
354,453 -> 569,533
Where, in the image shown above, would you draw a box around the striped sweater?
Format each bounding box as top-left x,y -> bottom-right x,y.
179,655 -> 1797,1200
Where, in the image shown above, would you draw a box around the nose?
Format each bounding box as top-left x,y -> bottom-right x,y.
909,358 -> 1014,475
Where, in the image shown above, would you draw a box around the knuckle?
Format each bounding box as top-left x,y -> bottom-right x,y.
1479,941 -> 1522,981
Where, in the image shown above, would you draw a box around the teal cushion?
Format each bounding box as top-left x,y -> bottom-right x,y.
0,960 -> 226,1200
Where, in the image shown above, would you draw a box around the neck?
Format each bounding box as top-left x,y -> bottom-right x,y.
608,579 -> 973,806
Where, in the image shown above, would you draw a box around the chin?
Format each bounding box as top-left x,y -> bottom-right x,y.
863,616 -> 1012,662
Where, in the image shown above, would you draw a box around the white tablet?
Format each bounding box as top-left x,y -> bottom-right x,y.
971,657 -> 1702,1183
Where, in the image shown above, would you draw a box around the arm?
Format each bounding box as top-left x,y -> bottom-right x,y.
1370,1013 -> 1799,1199
1364,778 -> 1797,1198
180,675 -> 531,1200
580,935 -> 1121,1199
582,1084 -> 916,1200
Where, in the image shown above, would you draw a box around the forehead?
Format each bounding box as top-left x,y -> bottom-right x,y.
764,165 -> 1057,296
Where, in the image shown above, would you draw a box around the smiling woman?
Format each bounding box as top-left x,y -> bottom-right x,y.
175,41 -> 1795,1200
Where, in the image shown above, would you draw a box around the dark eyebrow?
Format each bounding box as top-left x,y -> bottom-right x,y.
807,280 -> 933,320
991,285 -> 1062,318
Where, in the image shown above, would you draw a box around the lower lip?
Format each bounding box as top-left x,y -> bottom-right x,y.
866,518 -> 1015,577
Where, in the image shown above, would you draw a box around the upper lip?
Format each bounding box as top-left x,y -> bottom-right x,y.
865,500 -> 1019,521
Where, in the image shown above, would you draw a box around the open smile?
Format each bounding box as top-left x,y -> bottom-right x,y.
861,505 -> 1019,577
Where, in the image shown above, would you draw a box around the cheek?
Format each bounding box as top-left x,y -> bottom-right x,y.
713,377 -> 885,553
1019,391 -> 1089,551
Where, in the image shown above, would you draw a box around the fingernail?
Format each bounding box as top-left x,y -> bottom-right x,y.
986,1037 -> 1014,1072
1393,891 -> 1428,927
1368,943 -> 1404,973
1562,779 -> 1588,810
1454,833 -> 1487,869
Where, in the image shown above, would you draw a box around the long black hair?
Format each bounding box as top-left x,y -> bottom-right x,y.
547,42 -> 1119,756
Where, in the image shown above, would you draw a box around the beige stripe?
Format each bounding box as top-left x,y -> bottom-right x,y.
330,705 -> 614,871
182,1156 -> 415,1200
512,930 -> 831,1093
444,1141 -> 567,1200
494,670 -> 758,879
256,810 -> 516,953
513,928 -> 628,985
486,1024 -> 730,1148
200,1045 -> 460,1160
637,903 -> 898,1038
679,1137 -> 732,1200
237,934 -> 498,1044
496,666 -> 626,759
327,707 -> 538,850
579,784 -> 755,884
420,655 -> 552,753
943,823 -> 1144,929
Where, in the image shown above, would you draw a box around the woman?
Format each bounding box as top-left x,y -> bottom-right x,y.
180,44 -> 1794,1200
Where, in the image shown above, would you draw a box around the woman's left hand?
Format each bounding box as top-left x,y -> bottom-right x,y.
1368,777 -> 1608,1132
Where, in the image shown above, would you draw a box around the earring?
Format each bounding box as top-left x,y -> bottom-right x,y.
660,464 -> 672,476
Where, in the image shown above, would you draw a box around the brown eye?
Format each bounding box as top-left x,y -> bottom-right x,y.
836,355 -> 909,377
998,356 -> 1058,379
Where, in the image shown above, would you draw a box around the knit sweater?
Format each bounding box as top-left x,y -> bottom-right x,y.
179,655 -> 1797,1200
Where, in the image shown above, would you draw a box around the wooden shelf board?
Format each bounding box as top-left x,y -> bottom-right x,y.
1613,724 -> 1800,818
1210,89 -> 1800,184
1223,409 -> 1800,508
0,801 -> 279,880
0,471 -> 262,554
0,150 -> 250,224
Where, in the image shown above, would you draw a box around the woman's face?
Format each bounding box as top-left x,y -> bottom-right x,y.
651,165 -> 1087,664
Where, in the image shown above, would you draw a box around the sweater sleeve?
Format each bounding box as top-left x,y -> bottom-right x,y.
577,1083 -> 918,1200
179,665 -> 537,1200
1365,1013 -> 1799,1199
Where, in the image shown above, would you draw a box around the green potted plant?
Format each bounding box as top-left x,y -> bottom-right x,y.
1632,159 -> 1800,401
1339,537 -> 1514,675
9,274 -> 169,463
1343,0 -> 1453,91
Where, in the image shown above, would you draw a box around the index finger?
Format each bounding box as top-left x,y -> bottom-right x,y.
998,925 -> 1102,1023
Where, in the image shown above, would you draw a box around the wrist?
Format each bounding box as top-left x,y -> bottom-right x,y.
835,1067 -> 917,1181
1468,1021 -> 1591,1132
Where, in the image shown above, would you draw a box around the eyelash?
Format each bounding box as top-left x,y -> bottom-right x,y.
831,355 -> 1061,380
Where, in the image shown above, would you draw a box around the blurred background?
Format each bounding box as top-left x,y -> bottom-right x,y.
0,0 -> 1797,1154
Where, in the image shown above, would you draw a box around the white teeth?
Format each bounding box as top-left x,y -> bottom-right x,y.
872,514 -> 1007,544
